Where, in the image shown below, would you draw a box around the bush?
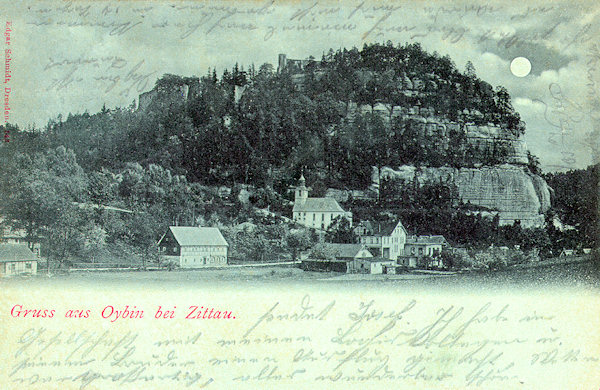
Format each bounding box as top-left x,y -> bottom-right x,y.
441,250 -> 473,270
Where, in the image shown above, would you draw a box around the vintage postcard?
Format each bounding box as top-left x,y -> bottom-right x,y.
0,0 -> 599,388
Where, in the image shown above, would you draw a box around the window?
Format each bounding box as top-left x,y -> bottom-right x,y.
313,214 -> 315,221
25,262 -> 32,269
321,214 -> 324,221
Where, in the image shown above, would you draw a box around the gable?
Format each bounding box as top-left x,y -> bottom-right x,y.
355,248 -> 374,258
392,223 -> 407,237
157,229 -> 177,247
359,220 -> 405,237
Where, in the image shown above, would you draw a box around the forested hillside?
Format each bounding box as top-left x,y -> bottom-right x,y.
1,42 -> 591,267
2,42 -> 532,190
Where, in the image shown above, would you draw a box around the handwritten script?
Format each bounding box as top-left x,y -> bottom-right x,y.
4,295 -> 599,388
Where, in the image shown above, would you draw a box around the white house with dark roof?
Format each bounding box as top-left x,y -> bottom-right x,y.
401,235 -> 450,267
0,219 -> 41,257
158,226 -> 228,268
292,175 -> 352,230
356,220 -> 407,260
0,243 -> 38,276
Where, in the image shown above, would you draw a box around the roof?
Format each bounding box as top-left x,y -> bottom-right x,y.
322,243 -> 371,259
167,227 -> 228,247
356,256 -> 395,263
293,197 -> 345,213
406,235 -> 449,246
355,221 -> 374,231
0,244 -> 38,263
360,220 -> 405,236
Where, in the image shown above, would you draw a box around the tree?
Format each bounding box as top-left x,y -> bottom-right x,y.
417,255 -> 436,270
309,243 -> 337,261
527,151 -> 542,175
1,147 -> 89,268
44,205 -> 89,269
465,61 -> 476,78
326,216 -> 356,243
82,224 -> 107,264
285,229 -> 312,261
441,250 -> 473,270
126,209 -> 162,269
473,247 -> 508,271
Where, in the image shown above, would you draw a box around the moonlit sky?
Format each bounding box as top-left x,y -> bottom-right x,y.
4,0 -> 600,172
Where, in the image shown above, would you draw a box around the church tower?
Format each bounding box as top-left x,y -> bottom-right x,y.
294,174 -> 308,204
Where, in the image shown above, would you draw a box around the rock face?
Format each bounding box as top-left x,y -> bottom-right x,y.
378,164 -> 552,228
346,101 -> 529,165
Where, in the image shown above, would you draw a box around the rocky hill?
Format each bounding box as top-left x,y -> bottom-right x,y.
42,43 -> 552,227
276,45 -> 551,227
376,165 -> 551,228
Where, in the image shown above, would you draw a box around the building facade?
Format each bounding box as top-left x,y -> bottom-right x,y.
158,226 -> 228,268
401,235 -> 449,267
352,257 -> 396,274
292,175 -> 352,231
0,244 -> 38,276
356,220 -> 407,260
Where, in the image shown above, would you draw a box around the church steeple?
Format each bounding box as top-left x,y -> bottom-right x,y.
295,173 -> 308,204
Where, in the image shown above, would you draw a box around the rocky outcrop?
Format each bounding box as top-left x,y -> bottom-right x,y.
345,101 -> 529,165
377,164 -> 552,228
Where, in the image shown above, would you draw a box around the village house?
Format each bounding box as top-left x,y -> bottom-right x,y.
401,235 -> 449,267
0,221 -> 41,257
158,226 -> 228,268
353,257 -> 396,274
0,243 -> 38,276
355,220 -> 407,260
302,243 -> 371,273
559,249 -> 575,257
292,175 -> 352,231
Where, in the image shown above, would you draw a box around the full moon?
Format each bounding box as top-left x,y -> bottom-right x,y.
510,57 -> 532,77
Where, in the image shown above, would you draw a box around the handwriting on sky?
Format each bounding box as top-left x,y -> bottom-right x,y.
7,297 -> 599,388
26,1 -> 586,44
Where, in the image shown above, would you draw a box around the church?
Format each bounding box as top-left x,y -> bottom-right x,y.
292,175 -> 352,231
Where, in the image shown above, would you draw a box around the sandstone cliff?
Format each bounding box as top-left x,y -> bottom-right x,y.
374,164 -> 552,228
